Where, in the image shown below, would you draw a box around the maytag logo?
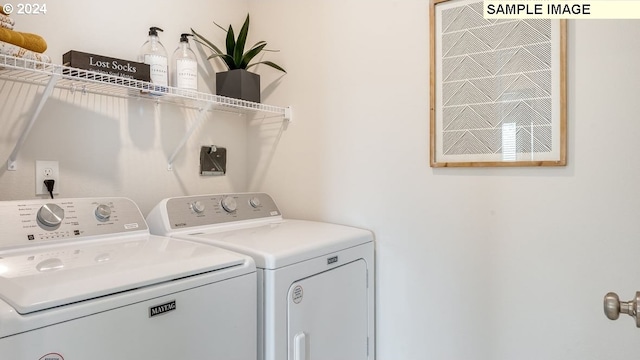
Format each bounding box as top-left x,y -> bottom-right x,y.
149,300 -> 176,318
327,256 -> 338,265
174,222 -> 187,228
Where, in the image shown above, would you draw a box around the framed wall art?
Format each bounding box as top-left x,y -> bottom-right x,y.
430,0 -> 567,167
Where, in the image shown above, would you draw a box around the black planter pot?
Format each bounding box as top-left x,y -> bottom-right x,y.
216,69 -> 261,103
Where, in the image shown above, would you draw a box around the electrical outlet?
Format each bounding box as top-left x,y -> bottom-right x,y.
35,160 -> 60,196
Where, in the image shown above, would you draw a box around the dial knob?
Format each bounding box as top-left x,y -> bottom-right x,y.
37,203 -> 64,228
190,201 -> 205,213
221,196 -> 237,213
95,204 -> 112,222
249,196 -> 261,208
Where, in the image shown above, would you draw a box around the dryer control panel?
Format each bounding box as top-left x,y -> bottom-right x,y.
0,197 -> 148,248
164,193 -> 281,230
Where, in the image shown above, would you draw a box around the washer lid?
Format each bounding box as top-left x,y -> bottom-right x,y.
0,235 -> 251,314
178,219 -> 373,269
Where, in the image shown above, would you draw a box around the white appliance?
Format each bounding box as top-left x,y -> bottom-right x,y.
0,197 -> 257,360
146,192 -> 375,360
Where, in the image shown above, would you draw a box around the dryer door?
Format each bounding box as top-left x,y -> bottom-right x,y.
287,259 -> 368,360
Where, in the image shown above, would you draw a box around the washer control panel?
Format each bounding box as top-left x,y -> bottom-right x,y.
0,197 -> 148,249
165,193 -> 281,230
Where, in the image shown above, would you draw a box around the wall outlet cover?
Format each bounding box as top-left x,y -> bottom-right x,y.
35,160 -> 59,195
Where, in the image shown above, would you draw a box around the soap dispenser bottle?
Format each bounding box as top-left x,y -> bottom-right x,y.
171,33 -> 198,90
140,26 -> 168,91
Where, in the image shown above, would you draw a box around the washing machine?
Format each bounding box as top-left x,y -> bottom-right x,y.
146,192 -> 375,360
0,197 -> 257,360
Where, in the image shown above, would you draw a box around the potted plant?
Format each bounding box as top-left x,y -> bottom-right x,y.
191,13 -> 286,103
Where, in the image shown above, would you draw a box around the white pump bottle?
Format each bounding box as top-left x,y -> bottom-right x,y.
171,33 -> 198,90
140,26 -> 168,90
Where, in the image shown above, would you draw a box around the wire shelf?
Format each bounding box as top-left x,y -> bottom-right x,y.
0,54 -> 288,116
1,54 -> 291,171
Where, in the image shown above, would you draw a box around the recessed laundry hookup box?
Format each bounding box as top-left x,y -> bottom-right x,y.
62,50 -> 150,82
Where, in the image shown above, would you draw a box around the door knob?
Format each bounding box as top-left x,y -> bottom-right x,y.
604,291 -> 640,327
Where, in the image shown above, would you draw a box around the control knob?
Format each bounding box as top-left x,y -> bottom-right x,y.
190,201 -> 205,214
221,196 -> 237,213
37,203 -> 64,228
95,204 -> 112,222
249,196 -> 261,208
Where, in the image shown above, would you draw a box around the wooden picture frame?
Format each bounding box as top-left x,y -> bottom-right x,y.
430,0 -> 567,167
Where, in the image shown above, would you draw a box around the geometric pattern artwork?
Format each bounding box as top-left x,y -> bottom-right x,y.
440,1 -> 553,156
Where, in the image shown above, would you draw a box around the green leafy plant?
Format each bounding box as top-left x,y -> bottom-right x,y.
191,14 -> 286,74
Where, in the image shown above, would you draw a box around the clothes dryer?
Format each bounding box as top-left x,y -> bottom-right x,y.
147,192 -> 375,360
0,197 -> 256,360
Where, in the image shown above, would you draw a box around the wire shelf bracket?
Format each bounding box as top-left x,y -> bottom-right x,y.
167,103 -> 213,171
7,69 -> 61,171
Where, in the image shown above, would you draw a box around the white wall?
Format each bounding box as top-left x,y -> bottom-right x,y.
0,0 -> 251,214
2,1 -> 640,359
249,1 -> 640,359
